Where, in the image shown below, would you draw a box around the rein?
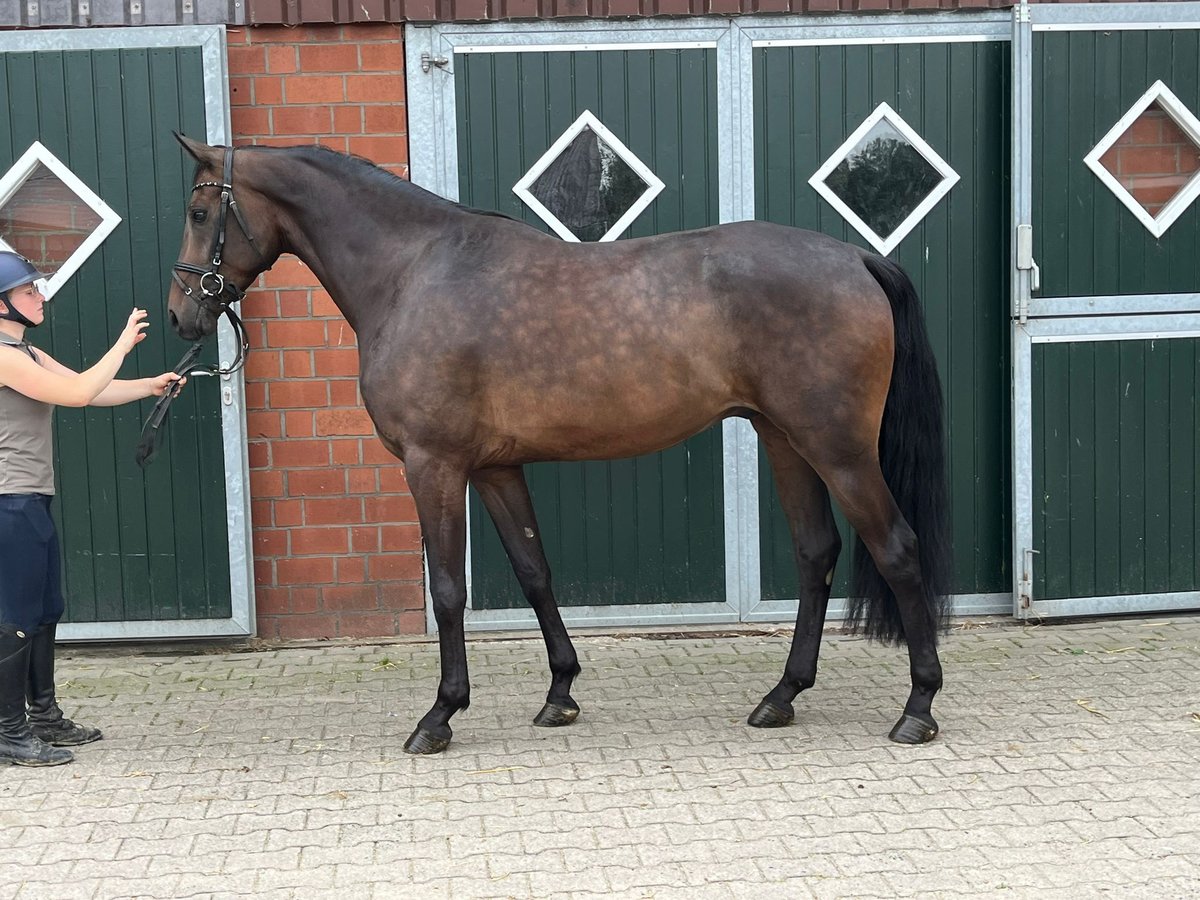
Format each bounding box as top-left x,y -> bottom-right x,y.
138,147 -> 260,468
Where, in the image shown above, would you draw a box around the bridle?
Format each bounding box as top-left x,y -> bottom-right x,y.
139,147 -> 263,468
171,146 -> 261,378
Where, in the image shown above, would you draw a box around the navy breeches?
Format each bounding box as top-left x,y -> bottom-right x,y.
0,494 -> 65,633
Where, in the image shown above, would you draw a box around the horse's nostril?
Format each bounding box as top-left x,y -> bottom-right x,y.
169,309 -> 179,330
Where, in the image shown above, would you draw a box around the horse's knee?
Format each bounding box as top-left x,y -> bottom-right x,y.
431,598 -> 466,631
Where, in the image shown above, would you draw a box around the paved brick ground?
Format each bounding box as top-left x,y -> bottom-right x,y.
1,617 -> 1198,899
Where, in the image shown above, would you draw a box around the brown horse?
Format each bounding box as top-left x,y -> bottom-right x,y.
168,136 -> 951,755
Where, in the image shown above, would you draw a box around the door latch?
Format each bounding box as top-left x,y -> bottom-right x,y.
1018,547 -> 1040,610
421,52 -> 449,74
1016,224 -> 1040,322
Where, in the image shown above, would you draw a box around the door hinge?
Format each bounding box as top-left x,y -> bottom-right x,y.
420,52 -> 449,74
1016,224 -> 1040,322
1015,1 -> 1031,24
1018,547 -> 1040,610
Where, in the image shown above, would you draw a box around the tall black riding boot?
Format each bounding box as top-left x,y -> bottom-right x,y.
27,623 -> 102,747
0,625 -> 73,766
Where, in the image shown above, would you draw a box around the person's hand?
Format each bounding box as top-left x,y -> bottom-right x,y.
148,372 -> 186,397
116,308 -> 149,354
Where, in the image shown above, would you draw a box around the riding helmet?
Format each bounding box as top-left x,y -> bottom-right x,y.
0,251 -> 50,328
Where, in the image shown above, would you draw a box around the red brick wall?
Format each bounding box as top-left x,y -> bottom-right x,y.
225,24 -> 425,640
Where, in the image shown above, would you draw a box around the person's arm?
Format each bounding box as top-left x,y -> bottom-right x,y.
90,373 -> 185,406
0,308 -> 150,407
36,347 -> 186,407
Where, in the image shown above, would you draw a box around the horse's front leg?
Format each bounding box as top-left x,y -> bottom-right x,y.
471,465 -> 581,727
402,453 -> 470,755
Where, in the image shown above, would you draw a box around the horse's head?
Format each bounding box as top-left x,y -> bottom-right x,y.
168,134 -> 276,340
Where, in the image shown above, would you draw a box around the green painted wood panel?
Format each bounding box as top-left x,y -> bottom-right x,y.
1032,339 -> 1200,600
754,41 -> 1011,601
0,47 -> 229,623
1033,30 -> 1200,298
456,49 -> 725,609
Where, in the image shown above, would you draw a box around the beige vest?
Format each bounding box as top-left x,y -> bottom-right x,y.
0,341 -> 55,495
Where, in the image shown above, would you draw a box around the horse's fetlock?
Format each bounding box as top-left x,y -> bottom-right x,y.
437,686 -> 470,712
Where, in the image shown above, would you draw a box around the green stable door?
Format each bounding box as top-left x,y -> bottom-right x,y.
1022,23 -> 1200,615
754,39 -> 1013,611
455,48 -> 727,620
0,29 -> 245,639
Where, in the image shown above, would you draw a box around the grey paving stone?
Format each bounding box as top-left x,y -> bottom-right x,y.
0,618 -> 1197,897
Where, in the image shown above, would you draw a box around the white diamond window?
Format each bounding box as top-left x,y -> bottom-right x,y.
0,141 -> 121,300
1084,80 -> 1200,239
809,103 -> 959,256
513,110 -> 664,243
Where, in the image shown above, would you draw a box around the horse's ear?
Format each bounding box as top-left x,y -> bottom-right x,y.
174,132 -> 221,168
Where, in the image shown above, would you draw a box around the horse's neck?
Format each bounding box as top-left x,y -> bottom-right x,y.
264,159 -> 442,337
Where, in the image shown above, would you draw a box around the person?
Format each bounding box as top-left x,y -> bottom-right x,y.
0,250 -> 185,767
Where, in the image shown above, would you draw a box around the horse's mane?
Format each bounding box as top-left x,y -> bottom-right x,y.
219,144 -> 523,223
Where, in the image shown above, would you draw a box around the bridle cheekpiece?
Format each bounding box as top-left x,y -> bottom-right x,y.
170,146 -> 261,377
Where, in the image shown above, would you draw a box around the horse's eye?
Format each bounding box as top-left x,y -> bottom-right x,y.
190,208 -> 208,224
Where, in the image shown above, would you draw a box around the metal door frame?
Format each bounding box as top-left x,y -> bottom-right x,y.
407,19 -> 749,631
0,26 -> 255,640
1011,1 -> 1200,619
407,13 -> 1014,632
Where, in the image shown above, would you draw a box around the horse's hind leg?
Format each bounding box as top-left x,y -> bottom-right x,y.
402,452 -> 470,755
747,416 -> 841,729
818,458 -> 943,743
471,466 -> 582,727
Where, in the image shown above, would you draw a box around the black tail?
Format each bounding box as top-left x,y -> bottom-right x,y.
850,255 -> 951,645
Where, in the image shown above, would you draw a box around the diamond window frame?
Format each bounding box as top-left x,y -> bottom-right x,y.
512,109 -> 665,243
1083,80 -> 1200,240
808,102 -> 960,256
0,141 -> 122,300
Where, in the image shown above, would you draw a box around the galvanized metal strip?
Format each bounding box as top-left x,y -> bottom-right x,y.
1024,314 -> 1200,343
744,593 -> 1013,624
432,18 -> 735,50
0,0 -> 240,27
753,34 -> 1005,47
738,12 -> 1010,44
1029,294 -> 1200,318
454,41 -> 719,53
1012,322 -> 1035,617
1030,592 -> 1200,618
720,20 -> 761,623
1011,1 -> 1036,618
1032,1 -> 1200,31
0,22 -> 226,49
57,615 -> 254,642
461,602 -> 741,632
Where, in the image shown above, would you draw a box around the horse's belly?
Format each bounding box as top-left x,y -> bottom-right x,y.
491,403 -> 727,464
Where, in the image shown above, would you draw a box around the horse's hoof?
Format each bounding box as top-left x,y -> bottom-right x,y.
888,713 -> 938,744
533,702 -> 580,727
403,726 -> 451,755
747,699 -> 794,728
